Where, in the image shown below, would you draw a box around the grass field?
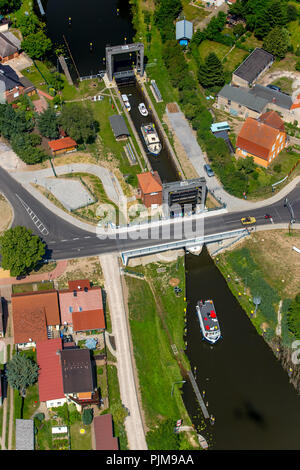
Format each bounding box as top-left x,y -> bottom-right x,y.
216,230 -> 300,343
125,258 -> 199,449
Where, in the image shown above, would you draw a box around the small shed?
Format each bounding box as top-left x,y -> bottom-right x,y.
48,137 -> 77,156
176,19 -> 193,46
109,115 -> 130,141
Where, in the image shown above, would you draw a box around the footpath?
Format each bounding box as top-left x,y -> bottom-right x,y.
0,260 -> 68,286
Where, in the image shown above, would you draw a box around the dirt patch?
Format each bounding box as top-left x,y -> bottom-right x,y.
169,277 -> 180,287
0,194 -> 12,233
167,103 -> 179,113
260,322 -> 269,332
56,256 -> 103,289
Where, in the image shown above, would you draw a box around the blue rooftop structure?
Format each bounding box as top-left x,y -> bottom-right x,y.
210,122 -> 230,133
176,19 -> 193,46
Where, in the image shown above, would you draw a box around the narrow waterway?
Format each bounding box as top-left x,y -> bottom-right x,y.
118,81 -> 179,183
183,248 -> 300,449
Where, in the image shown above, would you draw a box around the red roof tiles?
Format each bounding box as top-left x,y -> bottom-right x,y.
48,137 -> 77,152
12,290 -> 60,344
259,111 -> 285,132
36,338 -> 65,403
137,171 -> 162,194
236,117 -> 280,161
93,414 -> 119,450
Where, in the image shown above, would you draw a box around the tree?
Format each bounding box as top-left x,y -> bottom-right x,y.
0,226 -> 45,277
82,408 -> 93,425
16,12 -> 44,36
0,0 -> 21,12
37,108 -> 59,139
11,133 -> 47,164
21,30 -> 52,59
59,103 -> 99,143
198,52 -> 225,89
287,4 -> 298,22
0,103 -> 33,140
263,26 -> 290,59
6,354 -> 39,397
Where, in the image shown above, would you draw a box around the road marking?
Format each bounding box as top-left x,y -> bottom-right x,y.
15,194 -> 49,236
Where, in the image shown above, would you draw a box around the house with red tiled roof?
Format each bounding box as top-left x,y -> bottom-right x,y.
137,171 -> 163,208
36,338 -> 66,408
58,280 -> 105,333
258,110 -> 285,132
12,290 -> 61,349
48,137 -> 77,156
93,414 -> 119,450
236,115 -> 286,168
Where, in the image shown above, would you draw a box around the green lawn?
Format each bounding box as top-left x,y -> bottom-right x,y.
69,422 -> 91,450
288,20 -> 300,51
181,0 -> 209,22
12,281 -> 54,294
199,40 -> 231,62
271,77 -> 294,95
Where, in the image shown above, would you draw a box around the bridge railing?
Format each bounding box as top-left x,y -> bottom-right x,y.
121,228 -> 248,265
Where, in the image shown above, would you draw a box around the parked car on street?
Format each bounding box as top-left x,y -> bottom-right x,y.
267,84 -> 281,92
204,164 -> 214,177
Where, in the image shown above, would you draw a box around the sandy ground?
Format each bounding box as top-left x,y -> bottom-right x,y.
56,256 -> 104,289
0,194 -> 12,233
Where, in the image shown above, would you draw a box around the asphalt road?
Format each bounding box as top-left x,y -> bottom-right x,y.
1,167 -> 299,261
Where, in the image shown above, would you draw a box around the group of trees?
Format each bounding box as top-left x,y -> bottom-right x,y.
228,0 -> 299,59
0,99 -> 99,165
287,292 -> 300,340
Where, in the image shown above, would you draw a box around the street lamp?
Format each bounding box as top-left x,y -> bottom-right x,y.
171,380 -> 186,397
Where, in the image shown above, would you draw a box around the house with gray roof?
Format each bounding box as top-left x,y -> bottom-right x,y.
249,84 -> 293,111
176,19 -> 193,46
0,31 -> 20,63
232,48 -> 274,88
109,115 -> 130,140
16,419 -> 34,450
216,84 -> 268,119
0,63 -> 36,103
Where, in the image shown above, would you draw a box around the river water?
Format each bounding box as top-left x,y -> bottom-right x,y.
183,248 -> 300,449
45,0 -> 300,449
46,0 -> 134,76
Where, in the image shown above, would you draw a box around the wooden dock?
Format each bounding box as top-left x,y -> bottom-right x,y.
187,370 -> 209,419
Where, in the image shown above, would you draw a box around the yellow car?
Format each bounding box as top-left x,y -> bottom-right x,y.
241,216 -> 256,225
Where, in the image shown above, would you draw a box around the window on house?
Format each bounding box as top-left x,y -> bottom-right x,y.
227,99 -> 231,105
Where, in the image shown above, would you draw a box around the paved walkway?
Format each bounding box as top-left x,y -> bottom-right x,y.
166,108 -> 300,212
0,260 -> 68,286
99,254 -> 147,450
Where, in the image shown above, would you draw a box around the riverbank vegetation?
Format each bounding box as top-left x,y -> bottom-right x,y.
214,229 -> 300,389
132,0 -> 300,199
125,257 -> 200,450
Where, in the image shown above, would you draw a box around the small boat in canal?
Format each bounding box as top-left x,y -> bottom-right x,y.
197,434 -> 209,449
196,300 -> 221,344
121,94 -> 131,112
140,123 -> 162,155
138,102 -> 148,116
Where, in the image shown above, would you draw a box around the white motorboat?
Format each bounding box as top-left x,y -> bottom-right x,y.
138,102 -> 148,116
140,123 -> 162,156
121,94 -> 131,112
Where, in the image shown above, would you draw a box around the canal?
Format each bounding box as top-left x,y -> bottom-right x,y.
117,80 -> 179,183
46,0 -> 300,449
183,248 -> 300,449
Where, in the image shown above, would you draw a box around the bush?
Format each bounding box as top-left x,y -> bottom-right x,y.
82,408 -> 93,425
